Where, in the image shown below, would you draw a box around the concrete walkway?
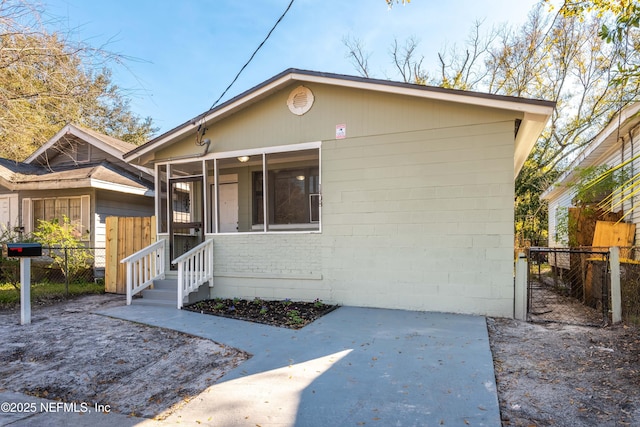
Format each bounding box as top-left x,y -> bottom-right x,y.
1,305 -> 501,426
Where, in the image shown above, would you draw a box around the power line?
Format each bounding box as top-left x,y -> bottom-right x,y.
208,0 -> 295,111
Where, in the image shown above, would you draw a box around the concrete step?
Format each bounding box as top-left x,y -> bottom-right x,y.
141,288 -> 175,301
131,278 -> 179,307
152,279 -> 177,290
132,297 -> 175,308
133,277 -> 209,308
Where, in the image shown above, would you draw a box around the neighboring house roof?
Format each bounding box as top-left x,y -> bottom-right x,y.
0,160 -> 153,196
541,103 -> 640,201
24,123 -> 138,164
0,124 -> 154,196
124,68 -> 556,177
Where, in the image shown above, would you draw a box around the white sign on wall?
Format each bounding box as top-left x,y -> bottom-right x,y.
336,124 -> 346,139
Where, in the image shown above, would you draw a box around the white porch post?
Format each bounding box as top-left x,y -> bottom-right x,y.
514,252 -> 527,321
610,246 -> 622,324
20,258 -> 31,325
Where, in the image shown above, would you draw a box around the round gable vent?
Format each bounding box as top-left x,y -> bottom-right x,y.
287,85 -> 314,116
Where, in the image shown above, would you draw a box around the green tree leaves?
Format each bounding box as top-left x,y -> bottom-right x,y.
0,0 -> 157,160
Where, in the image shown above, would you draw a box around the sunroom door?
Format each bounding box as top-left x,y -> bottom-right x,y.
169,176 -> 204,266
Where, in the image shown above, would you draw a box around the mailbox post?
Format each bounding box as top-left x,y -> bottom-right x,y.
5,243 -> 42,325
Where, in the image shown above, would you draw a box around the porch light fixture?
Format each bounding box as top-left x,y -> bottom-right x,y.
237,156 -> 250,163
296,175 -> 305,181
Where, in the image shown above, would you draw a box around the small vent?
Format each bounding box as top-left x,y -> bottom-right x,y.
287,86 -> 314,115
292,92 -> 308,108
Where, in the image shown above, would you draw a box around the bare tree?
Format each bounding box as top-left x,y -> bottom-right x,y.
343,35 -> 371,78
344,2 -> 640,244
389,37 -> 428,84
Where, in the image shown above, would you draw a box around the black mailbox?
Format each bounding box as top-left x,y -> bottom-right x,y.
5,243 -> 42,257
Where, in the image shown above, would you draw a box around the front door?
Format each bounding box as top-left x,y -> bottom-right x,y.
170,176 -> 204,265
219,182 -> 238,232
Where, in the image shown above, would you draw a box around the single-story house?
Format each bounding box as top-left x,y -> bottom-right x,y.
542,103 -> 640,247
124,69 -> 554,317
0,124 -> 155,257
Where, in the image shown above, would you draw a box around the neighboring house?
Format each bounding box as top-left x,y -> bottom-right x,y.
124,69 -> 554,317
542,103 -> 640,247
0,124 -> 155,258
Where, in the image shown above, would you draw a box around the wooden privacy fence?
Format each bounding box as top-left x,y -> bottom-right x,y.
105,216 -> 156,294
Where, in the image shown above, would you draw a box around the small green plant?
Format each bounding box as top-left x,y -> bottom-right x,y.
253,297 -> 263,305
282,298 -> 292,306
287,309 -> 304,325
32,216 -> 93,281
259,306 -> 268,315
214,302 -> 225,310
313,298 -> 324,308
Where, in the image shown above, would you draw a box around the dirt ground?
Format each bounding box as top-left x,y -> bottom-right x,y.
1,294 -> 639,425
0,294 -> 249,419
488,318 -> 640,426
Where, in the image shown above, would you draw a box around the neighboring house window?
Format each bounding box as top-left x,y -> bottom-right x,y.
26,196 -> 90,241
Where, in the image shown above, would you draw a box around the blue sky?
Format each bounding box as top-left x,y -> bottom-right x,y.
42,0 -> 542,135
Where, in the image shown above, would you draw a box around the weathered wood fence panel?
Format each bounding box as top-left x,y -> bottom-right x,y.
105,216 -> 156,294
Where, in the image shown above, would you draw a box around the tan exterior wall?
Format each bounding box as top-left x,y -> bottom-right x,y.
159,83 -> 520,317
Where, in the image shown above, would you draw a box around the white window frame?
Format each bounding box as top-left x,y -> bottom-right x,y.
25,195 -> 91,241
156,141 -> 322,236
221,142 -> 321,235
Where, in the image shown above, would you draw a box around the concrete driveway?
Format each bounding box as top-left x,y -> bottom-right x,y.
96,304 -> 501,426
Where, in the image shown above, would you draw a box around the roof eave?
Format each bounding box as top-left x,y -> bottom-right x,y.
24,124 -> 129,164
124,69 -> 555,164
541,103 -> 640,200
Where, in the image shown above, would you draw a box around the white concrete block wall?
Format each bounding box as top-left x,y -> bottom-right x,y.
210,233 -> 329,302
321,121 -> 517,317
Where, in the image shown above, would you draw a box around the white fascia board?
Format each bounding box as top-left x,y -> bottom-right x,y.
514,113 -> 550,177
125,75 -> 296,163
24,124 -> 73,164
90,178 -> 154,197
291,72 -> 555,116
126,71 -> 553,164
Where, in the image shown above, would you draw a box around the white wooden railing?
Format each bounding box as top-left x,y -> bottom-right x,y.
121,240 -> 165,305
172,239 -> 214,309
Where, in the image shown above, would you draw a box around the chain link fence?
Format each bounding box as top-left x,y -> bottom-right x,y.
528,247 -> 610,326
0,247 -> 105,287
527,246 -> 640,326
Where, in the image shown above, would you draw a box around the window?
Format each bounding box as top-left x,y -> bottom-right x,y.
30,196 -> 89,240
253,166 -> 319,227
202,145 -> 320,234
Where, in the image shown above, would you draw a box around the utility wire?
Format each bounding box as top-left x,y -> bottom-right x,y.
208,0 -> 295,111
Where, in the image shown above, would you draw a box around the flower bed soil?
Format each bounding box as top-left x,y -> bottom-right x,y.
183,298 -> 338,329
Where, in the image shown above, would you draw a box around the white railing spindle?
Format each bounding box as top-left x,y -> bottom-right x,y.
121,240 -> 166,305
172,239 -> 214,309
